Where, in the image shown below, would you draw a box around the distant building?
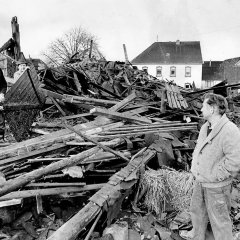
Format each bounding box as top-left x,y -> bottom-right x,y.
202,61 -> 223,89
220,57 -> 240,84
131,40 -> 203,88
27,58 -> 46,72
0,51 -> 17,79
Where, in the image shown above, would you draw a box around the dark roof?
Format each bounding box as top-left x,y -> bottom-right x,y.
222,57 -> 240,66
131,41 -> 203,65
26,58 -> 46,69
202,61 -> 223,81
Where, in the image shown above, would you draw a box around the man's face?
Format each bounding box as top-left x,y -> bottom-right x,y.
19,64 -> 26,72
201,99 -> 213,120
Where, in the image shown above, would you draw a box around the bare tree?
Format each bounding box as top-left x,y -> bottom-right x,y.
42,27 -> 103,66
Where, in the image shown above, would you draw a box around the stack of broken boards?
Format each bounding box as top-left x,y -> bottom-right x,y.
0,89 -> 198,240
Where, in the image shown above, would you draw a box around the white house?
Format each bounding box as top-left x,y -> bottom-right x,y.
131,40 -> 203,88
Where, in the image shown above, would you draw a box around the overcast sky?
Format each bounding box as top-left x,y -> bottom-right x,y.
1,0 -> 240,62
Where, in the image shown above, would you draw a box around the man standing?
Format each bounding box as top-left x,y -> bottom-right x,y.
187,93 -> 240,240
0,68 -> 7,139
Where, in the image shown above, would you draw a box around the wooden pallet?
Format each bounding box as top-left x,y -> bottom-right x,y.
165,83 -> 188,109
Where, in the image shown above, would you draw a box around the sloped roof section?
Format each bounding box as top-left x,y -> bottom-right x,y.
222,57 -> 240,66
131,41 -> 203,65
202,61 -> 223,81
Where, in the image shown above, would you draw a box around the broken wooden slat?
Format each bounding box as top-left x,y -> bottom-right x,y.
0,199 -> 22,208
62,113 -> 92,120
25,182 -> 86,188
90,107 -> 152,124
73,72 -> 82,93
64,123 -> 130,162
110,91 -> 136,112
63,94 -> 119,107
49,97 -> 67,116
95,126 -> 197,139
0,184 -> 104,201
66,137 -> 125,147
32,122 -> 64,128
0,143 -> 67,166
105,122 -> 197,132
164,83 -> 173,108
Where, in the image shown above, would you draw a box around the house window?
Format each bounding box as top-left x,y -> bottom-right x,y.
156,66 -> 162,77
185,66 -> 191,77
185,83 -> 192,89
170,66 -> 176,77
142,66 -> 148,73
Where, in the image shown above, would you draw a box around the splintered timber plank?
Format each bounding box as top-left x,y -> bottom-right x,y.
0,184 -> 104,201
0,143 -> 67,166
110,91 -> 136,112
63,94 -> 119,106
169,85 -> 182,109
164,83 -> 173,108
48,148 -> 156,240
90,107 -> 152,124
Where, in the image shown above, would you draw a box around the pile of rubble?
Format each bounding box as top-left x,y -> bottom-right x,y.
0,57 -> 240,240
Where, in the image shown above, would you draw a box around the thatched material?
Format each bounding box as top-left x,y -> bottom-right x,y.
140,168 -> 195,214
4,107 -> 40,141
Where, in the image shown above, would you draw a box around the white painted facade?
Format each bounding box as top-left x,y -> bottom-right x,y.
134,64 -> 202,89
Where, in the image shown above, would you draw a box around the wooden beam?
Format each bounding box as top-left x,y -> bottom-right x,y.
64,123 -> 130,162
63,94 -> 118,107
0,184 -> 104,201
110,91 -> 136,112
0,143 -> 67,166
50,97 -> 66,116
90,107 -> 152,124
73,72 -> 82,93
25,182 -> 86,188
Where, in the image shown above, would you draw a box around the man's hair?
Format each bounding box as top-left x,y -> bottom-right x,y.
204,93 -> 228,115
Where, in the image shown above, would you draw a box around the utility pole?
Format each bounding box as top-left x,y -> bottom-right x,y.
123,44 -> 129,63
11,16 -> 21,61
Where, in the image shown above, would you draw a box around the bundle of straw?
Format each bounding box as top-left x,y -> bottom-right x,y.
140,168 -> 195,214
166,170 -> 195,211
